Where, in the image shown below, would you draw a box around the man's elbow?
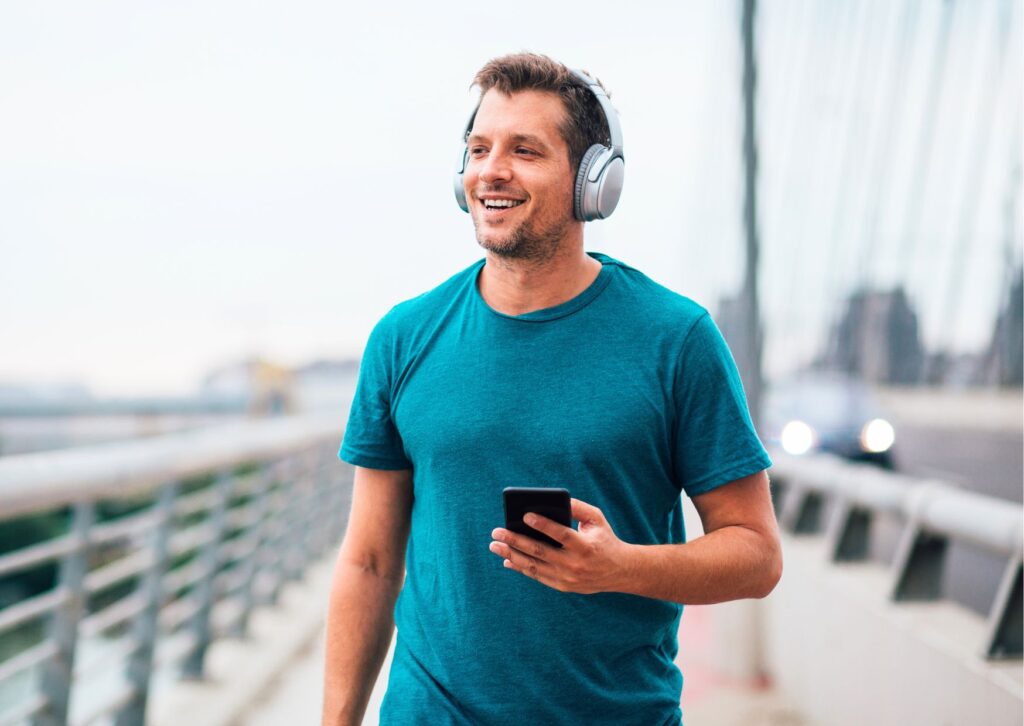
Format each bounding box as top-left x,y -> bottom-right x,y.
755,545 -> 784,599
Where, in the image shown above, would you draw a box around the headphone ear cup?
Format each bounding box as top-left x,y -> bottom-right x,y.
454,147 -> 470,213
574,145 -> 605,221
593,155 -> 624,219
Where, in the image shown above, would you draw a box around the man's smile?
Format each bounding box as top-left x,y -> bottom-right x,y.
476,195 -> 528,221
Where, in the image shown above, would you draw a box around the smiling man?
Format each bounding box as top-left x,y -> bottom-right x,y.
322,53 -> 782,726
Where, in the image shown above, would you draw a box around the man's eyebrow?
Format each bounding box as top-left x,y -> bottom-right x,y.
508,133 -> 550,149
466,132 -> 551,150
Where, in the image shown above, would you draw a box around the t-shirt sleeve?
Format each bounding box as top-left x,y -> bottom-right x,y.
672,312 -> 772,497
339,313 -> 413,470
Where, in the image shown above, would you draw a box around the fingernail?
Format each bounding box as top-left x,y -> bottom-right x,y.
523,513 -> 534,525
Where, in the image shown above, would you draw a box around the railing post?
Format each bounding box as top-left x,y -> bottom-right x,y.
890,521 -> 948,601
314,445 -> 343,556
229,462 -> 274,638
769,476 -> 788,518
306,447 -> 327,558
338,461 -> 355,541
779,480 -> 823,534
181,470 -> 233,679
297,447 -> 321,568
261,459 -> 289,607
33,501 -> 94,726
826,498 -> 872,562
985,553 -> 1023,658
116,482 -> 177,726
280,454 -> 306,584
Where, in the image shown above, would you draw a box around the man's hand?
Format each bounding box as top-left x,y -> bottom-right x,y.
488,498 -> 631,595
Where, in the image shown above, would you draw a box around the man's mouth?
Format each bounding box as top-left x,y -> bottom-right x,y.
480,198 -> 525,210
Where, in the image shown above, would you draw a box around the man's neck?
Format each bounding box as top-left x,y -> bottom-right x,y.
478,243 -> 603,317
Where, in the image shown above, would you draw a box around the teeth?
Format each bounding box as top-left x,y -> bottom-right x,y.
483,199 -> 524,209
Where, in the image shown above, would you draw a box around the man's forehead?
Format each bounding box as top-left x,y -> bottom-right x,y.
470,89 -> 567,139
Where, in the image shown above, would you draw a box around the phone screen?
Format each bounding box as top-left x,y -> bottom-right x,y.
503,487 -> 572,548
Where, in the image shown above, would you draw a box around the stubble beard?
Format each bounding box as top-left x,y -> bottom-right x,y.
473,209 -> 573,265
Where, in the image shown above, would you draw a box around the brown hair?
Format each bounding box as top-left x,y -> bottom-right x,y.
471,52 -> 611,174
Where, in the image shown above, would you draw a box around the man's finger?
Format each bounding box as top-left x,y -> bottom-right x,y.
491,528 -> 555,561
570,497 -> 606,526
499,545 -> 552,581
503,555 -> 569,592
522,512 -> 574,545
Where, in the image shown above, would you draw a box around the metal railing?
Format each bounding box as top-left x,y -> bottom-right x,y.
0,414 -> 350,726
770,450 -> 1023,659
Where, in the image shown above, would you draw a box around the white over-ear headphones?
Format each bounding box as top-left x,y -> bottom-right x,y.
453,69 -> 625,222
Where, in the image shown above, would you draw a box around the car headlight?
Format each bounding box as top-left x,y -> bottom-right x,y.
781,420 -> 815,455
860,418 -> 895,453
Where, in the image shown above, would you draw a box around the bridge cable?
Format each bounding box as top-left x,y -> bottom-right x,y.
826,0 -> 919,368
759,0 -> 809,383
891,0 -> 958,307
766,0 -> 846,379
852,0 -> 923,292
741,0 -> 811,382
813,0 -> 878,375
922,0 -> 1017,384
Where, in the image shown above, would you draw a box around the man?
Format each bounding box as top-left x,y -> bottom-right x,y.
322,53 -> 782,726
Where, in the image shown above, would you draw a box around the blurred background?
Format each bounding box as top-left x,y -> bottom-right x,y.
0,1 -> 1021,725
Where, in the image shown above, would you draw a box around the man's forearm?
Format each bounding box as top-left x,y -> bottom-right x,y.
615,526 -> 782,605
321,556 -> 403,726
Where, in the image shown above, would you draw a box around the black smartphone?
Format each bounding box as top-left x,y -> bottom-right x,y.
503,487 -> 572,548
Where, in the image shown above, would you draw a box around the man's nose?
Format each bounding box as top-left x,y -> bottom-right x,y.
478,151 -> 512,184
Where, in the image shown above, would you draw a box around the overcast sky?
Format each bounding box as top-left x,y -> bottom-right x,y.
1,0 -> 1020,396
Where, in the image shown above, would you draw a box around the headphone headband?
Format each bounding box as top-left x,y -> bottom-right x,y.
569,70 -> 624,157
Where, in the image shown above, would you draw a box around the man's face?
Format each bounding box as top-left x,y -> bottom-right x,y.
464,89 -> 577,261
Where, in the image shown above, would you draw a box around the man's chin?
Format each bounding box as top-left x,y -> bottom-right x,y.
472,217 -> 569,263
473,224 -> 525,256
475,234 -> 559,264
476,234 -> 521,257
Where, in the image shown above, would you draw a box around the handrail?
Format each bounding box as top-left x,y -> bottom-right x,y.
0,414 -> 351,726
774,453 -> 1023,557
0,413 -> 342,520
770,450 -> 1024,659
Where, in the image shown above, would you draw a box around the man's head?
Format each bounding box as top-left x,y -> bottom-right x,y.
472,53 -> 611,178
463,53 -> 612,262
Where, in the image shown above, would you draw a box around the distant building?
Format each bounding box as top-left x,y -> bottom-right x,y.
824,287 -> 924,384
293,359 -> 360,413
295,359 -> 359,380
984,267 -> 1023,387
0,382 -> 93,410
921,351 -> 987,388
714,294 -> 763,387
714,295 -> 745,360
201,358 -> 296,416
201,356 -> 361,416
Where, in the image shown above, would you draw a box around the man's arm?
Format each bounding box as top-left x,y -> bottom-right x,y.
488,470 -> 782,605
616,470 -> 783,604
322,465 -> 413,726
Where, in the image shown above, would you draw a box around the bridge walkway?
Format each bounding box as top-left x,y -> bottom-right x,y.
183,500 -> 809,726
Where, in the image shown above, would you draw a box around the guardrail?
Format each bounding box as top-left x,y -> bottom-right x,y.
0,414 -> 349,726
770,451 -> 1023,659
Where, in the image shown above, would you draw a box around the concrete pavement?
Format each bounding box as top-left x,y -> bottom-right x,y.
152,497 -> 807,726
230,565 -> 806,726
238,599 -> 806,726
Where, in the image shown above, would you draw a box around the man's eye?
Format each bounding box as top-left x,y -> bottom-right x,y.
515,147 -> 537,156
469,147 -> 487,156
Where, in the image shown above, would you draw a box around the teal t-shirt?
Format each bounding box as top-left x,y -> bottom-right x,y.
340,252 -> 771,726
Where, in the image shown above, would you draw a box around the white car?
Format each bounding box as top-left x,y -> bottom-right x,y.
762,371 -> 897,468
